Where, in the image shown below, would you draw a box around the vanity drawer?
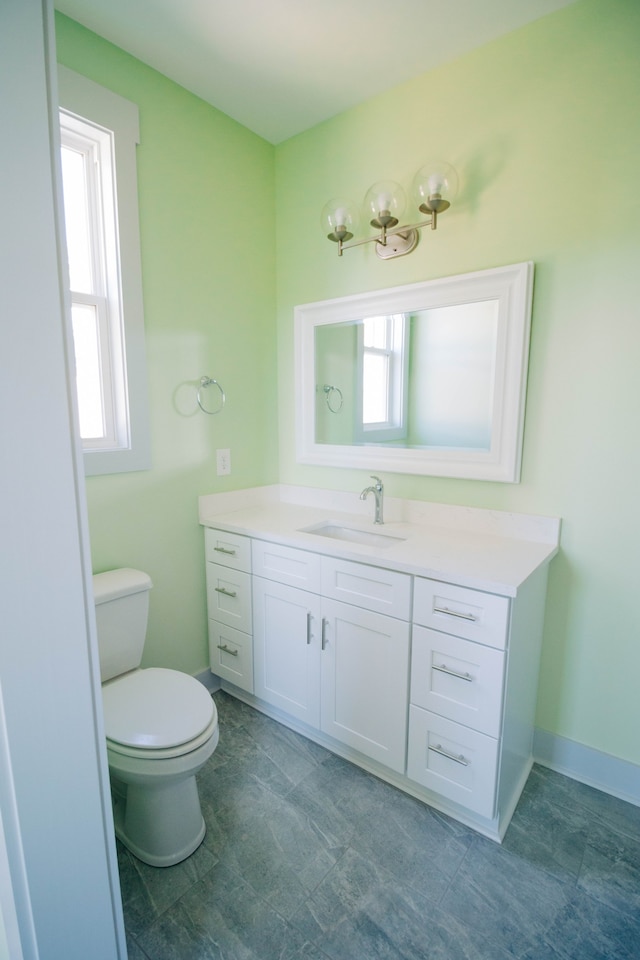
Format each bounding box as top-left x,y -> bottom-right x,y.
204,528 -> 251,573
206,564 -> 252,633
407,706 -> 499,818
413,578 -> 509,649
208,621 -> 253,693
410,626 -> 505,737
252,540 -> 321,592
321,557 -> 411,620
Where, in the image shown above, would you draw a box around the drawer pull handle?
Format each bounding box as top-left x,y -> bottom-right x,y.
215,586 -> 237,598
214,546 -> 237,556
217,644 -> 238,657
306,611 -> 313,645
432,663 -> 473,682
321,618 -> 328,651
433,605 -> 478,622
429,743 -> 469,766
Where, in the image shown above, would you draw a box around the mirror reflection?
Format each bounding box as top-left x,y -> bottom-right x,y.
315,300 -> 499,451
295,262 -> 533,481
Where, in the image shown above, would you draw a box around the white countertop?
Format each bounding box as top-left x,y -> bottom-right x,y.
199,486 -> 560,597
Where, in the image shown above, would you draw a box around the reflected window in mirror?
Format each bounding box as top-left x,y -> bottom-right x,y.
358,314 -> 409,442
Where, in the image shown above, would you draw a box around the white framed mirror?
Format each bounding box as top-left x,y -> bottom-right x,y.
294,262 -> 534,482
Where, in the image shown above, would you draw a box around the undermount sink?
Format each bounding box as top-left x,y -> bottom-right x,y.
300,521 -> 406,549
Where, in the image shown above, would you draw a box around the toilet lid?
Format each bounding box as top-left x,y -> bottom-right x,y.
102,668 -> 215,749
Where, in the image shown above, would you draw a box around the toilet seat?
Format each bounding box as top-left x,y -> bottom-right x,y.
102,667 -> 216,755
107,714 -> 218,761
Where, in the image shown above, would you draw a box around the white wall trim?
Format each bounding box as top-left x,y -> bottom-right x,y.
0,687 -> 32,960
0,3 -> 127,955
195,669 -> 220,693
534,728 -> 640,808
198,672 -> 640,811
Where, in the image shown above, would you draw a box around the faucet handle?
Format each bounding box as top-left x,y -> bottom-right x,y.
370,475 -> 383,488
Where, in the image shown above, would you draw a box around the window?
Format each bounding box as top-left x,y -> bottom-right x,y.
356,314 -> 409,442
58,67 -> 150,475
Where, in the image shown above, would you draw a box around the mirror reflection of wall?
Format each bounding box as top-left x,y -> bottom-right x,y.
408,300 -> 498,450
315,299 -> 499,451
314,322 -> 356,444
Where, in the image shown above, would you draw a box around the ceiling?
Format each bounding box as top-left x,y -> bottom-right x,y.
54,0 -> 578,144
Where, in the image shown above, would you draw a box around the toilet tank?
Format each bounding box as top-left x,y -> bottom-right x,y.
93,568 -> 153,683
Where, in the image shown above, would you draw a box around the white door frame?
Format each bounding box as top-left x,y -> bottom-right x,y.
0,1 -> 126,957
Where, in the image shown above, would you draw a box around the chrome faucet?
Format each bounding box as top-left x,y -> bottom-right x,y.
360,475 -> 384,525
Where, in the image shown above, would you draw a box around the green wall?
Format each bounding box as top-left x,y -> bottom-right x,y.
55,14 -> 278,676
275,0 -> 640,765
57,0 -> 640,769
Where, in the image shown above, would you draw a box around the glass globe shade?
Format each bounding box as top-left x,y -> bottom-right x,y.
363,180 -> 406,229
413,161 -> 459,214
321,198 -> 359,243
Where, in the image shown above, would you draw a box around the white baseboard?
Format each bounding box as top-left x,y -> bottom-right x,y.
190,680 -> 640,811
195,669 -> 220,693
533,728 -> 640,807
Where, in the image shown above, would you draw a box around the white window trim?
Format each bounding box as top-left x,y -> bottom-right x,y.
58,65 -> 150,475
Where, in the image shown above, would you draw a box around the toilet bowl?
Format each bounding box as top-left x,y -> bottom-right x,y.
94,569 -> 219,867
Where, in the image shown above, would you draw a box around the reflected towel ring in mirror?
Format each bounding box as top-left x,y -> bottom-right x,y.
197,376 -> 226,415
323,384 -> 343,414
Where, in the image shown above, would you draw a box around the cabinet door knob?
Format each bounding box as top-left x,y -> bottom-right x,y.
306,611 -> 313,645
321,618 -> 328,650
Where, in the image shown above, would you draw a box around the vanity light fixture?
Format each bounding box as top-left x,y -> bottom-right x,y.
321,160 -> 458,260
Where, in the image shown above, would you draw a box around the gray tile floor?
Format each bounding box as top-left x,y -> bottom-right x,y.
120,691 -> 640,960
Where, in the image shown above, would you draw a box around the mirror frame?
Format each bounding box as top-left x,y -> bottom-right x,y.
294,261 -> 534,482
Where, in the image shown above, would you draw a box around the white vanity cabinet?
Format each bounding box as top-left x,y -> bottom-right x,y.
204,528 -> 254,693
203,511 -> 554,841
252,542 -> 411,773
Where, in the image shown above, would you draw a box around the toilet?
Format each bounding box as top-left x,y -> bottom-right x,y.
93,568 -> 219,867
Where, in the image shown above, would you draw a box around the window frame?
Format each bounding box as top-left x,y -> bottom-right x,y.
58,66 -> 150,475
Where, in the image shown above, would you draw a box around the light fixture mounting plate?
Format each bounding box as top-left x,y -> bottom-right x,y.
375,229 -> 419,260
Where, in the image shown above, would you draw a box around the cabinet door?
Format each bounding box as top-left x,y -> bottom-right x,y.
253,577 -> 321,726
320,598 -> 410,773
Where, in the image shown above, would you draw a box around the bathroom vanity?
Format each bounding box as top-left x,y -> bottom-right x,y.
200,488 -> 559,841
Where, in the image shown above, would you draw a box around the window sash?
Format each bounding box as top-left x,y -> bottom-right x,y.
60,111 -> 129,452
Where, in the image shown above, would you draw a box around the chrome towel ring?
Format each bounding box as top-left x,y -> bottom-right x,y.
197,376 -> 225,415
323,383 -> 343,413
